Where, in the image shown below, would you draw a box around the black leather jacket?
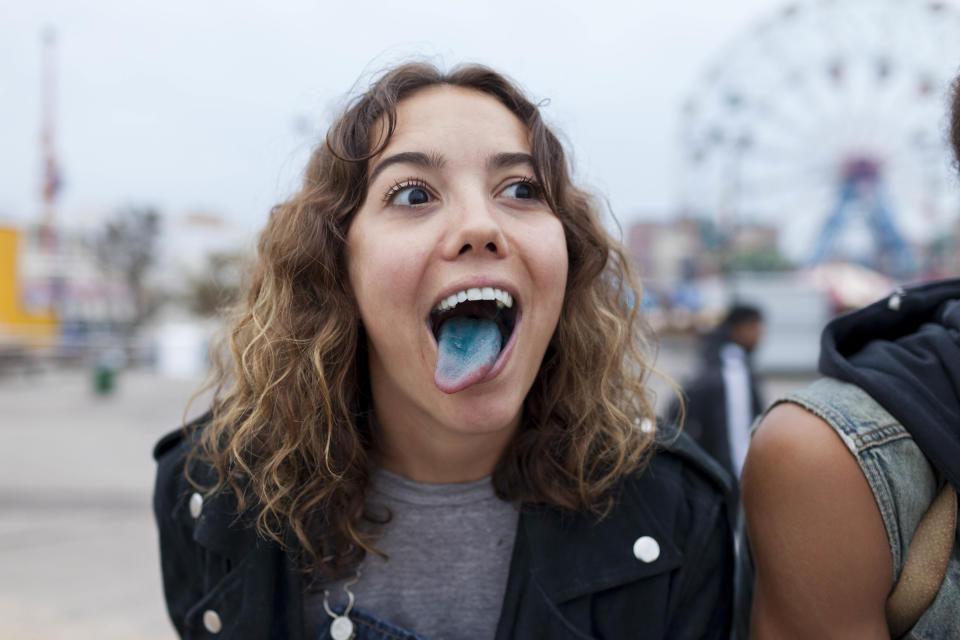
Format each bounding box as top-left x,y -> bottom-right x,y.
153,420 -> 734,639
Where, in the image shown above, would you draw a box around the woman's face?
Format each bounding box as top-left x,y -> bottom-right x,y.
346,85 -> 568,443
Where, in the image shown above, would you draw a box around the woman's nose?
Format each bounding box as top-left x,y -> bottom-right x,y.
443,196 -> 509,260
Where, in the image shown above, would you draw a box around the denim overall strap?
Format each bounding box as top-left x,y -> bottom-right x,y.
318,605 -> 432,640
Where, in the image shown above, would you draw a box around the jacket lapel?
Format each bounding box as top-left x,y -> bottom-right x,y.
494,476 -> 684,639
185,458 -> 305,640
521,489 -> 682,604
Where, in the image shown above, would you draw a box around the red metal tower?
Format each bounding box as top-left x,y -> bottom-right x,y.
39,26 -> 62,246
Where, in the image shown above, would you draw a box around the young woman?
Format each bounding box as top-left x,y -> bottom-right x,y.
153,62 -> 734,640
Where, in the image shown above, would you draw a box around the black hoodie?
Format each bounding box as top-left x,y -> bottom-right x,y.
818,278 -> 960,493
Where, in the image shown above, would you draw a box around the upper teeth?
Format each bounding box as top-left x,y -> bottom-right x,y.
434,287 -> 513,313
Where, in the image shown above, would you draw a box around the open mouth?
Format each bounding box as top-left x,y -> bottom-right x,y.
429,286 -> 518,348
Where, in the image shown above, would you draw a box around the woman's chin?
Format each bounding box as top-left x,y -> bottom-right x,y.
442,398 -> 523,438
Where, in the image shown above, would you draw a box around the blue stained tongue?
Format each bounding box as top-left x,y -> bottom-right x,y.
434,316 -> 503,394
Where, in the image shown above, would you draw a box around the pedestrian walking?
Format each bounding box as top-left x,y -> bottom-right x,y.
668,304 -> 765,481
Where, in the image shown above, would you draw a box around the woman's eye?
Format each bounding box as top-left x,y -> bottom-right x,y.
389,185 -> 432,206
501,180 -> 540,200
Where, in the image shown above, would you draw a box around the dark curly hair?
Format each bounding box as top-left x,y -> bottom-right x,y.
188,62 -> 660,578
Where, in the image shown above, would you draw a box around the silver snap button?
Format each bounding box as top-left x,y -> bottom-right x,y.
202,609 -> 222,634
330,616 -> 355,640
189,492 -> 203,519
888,293 -> 902,311
633,536 -> 660,563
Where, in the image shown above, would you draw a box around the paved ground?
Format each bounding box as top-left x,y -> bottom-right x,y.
0,368 -> 207,640
0,343 -> 814,639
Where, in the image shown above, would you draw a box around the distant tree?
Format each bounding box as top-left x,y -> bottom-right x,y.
183,250 -> 245,317
724,246 -> 794,273
93,206 -> 162,329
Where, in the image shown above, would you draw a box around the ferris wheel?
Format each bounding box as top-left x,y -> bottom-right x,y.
680,0 -> 960,276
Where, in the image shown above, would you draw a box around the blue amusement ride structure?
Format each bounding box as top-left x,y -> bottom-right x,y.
808,157 -> 911,275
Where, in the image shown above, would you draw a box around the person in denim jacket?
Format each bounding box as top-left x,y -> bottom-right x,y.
153,62 -> 735,639
742,79 -> 960,640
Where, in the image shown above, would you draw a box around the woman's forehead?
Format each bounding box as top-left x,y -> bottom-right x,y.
377,85 -> 530,161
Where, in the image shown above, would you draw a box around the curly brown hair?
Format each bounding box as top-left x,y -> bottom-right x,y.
188,62 -> 660,578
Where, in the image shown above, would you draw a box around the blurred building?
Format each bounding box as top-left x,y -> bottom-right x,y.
156,210 -> 253,291
627,215 -> 785,299
628,218 -> 719,286
0,225 -> 58,349
0,206 -> 253,372
148,210 -> 253,379
1,222 -> 135,355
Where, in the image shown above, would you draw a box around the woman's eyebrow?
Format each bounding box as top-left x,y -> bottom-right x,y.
369,151 -> 445,184
487,152 -> 536,170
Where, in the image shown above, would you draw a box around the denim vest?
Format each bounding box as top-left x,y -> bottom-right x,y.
771,377 -> 959,639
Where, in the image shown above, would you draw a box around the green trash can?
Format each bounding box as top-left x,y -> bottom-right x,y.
94,364 -> 115,395
92,347 -> 125,396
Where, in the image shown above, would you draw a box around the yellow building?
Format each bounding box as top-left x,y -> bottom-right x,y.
0,226 -> 58,346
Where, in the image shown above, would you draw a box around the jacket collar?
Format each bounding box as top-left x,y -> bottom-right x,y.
517,476 -> 684,604
186,455 -> 257,561
187,429 -> 720,609
514,428 -> 731,605
190,473 -> 684,604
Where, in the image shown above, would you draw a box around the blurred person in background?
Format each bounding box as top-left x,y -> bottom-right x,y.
741,81 -> 960,638
152,62 -> 735,640
668,304 -> 766,481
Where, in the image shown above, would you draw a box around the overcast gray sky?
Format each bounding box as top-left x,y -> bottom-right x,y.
0,0 -> 916,239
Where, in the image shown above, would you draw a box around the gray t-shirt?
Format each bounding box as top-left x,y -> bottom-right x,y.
304,467 -> 519,640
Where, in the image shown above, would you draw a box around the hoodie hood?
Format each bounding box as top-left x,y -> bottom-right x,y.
819,278 -> 960,492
